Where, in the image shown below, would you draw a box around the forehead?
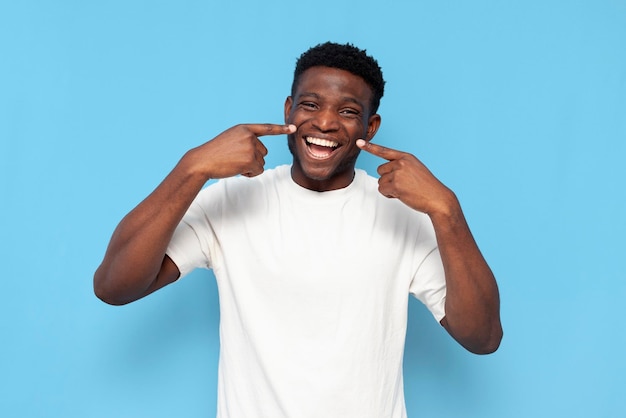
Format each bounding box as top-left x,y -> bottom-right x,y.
293,66 -> 373,105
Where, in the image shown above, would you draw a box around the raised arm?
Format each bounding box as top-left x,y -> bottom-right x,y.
94,124 -> 295,305
357,139 -> 502,354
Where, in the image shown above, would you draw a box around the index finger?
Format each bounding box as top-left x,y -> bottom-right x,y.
356,139 -> 404,161
246,123 -> 296,137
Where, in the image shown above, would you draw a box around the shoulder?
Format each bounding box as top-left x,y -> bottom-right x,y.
193,165 -> 290,209
204,165 -> 289,193
353,168 -> 382,194
353,168 -> 434,229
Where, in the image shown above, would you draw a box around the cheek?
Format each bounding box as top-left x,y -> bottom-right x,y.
287,114 -> 302,127
287,134 -> 296,152
347,120 -> 367,137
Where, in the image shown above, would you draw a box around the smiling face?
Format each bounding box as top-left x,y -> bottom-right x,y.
284,66 -> 381,191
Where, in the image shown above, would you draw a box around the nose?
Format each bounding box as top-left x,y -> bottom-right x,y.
311,107 -> 340,132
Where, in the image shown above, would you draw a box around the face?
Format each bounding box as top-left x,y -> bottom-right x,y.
284,66 -> 381,191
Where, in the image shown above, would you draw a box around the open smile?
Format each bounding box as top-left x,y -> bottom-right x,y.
304,136 -> 341,160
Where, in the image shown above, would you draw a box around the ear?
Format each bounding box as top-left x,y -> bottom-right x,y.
364,113 -> 381,141
284,96 -> 293,123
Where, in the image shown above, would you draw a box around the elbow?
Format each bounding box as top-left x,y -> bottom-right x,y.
443,316 -> 503,355
94,288 -> 128,306
470,339 -> 502,355
93,282 -> 125,306
467,324 -> 503,355
93,267 -> 130,306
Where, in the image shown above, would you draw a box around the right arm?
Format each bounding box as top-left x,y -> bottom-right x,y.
93,123 -> 296,305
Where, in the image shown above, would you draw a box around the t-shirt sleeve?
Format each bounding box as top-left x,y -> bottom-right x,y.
409,247 -> 447,322
165,197 -> 215,279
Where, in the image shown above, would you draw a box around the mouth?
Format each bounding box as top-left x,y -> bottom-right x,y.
304,136 -> 340,159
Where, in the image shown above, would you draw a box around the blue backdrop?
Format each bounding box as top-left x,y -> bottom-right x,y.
2,1 -> 625,417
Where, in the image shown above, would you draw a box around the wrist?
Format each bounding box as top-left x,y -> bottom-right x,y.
166,152 -> 213,196
428,190 -> 463,226
179,147 -> 215,183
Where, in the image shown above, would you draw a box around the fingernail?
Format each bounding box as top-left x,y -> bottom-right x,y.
356,139 -> 366,147
288,124 -> 296,132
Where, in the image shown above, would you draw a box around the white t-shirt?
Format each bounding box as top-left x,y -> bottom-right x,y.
166,165 -> 447,418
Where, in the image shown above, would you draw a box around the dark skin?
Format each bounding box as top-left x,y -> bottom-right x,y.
94,65 -> 502,354
356,139 -> 502,354
93,123 -> 296,305
284,67 -> 381,191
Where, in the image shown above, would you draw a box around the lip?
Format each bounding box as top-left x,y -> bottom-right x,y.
301,134 -> 343,160
305,136 -> 340,148
301,132 -> 343,145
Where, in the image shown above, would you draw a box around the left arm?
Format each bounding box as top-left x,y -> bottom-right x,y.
357,139 -> 502,354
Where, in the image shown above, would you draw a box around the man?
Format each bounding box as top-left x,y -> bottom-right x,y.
94,42 -> 502,417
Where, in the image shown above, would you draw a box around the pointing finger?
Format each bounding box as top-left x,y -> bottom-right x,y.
246,123 -> 296,137
356,139 -> 404,161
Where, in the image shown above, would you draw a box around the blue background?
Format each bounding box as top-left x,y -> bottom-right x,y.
2,1 -> 625,417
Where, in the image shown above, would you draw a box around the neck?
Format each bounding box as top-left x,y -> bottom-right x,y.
290,165 -> 356,192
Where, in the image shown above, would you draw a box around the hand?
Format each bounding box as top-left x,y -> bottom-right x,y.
358,139 -> 502,354
186,123 -> 296,180
356,139 -> 455,216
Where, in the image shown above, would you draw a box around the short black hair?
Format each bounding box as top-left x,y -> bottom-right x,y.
292,42 -> 385,114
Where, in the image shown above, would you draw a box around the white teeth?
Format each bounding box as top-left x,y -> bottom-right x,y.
306,137 -> 339,148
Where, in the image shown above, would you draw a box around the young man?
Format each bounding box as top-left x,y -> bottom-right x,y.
94,42 -> 502,417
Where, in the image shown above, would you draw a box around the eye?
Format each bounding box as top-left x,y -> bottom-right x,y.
340,108 -> 360,117
299,101 -> 318,110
